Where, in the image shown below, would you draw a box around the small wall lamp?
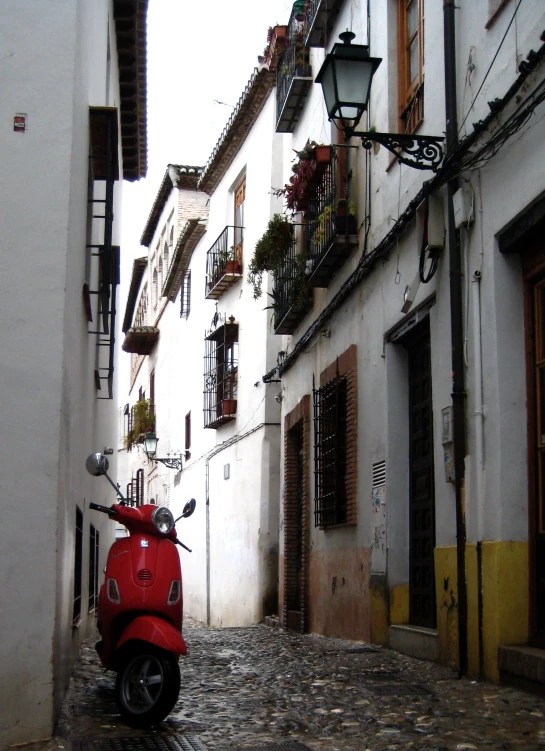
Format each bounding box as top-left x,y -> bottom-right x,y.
144,431 -> 183,471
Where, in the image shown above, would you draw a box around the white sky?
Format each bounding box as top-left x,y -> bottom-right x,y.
120,0 -> 294,257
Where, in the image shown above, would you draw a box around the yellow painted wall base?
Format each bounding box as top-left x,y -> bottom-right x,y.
434,542 -> 529,681
389,584 -> 409,625
370,580 -> 390,645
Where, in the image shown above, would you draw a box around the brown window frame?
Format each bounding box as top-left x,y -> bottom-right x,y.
234,177 -> 246,264
397,0 -> 424,134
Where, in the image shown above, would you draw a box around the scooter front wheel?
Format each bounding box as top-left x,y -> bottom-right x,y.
115,644 -> 180,728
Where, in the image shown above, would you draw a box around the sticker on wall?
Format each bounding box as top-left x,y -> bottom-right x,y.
14,113 -> 27,133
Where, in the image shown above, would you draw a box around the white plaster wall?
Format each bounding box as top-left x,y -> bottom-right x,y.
276,0 -> 545,609
0,1 -> 125,744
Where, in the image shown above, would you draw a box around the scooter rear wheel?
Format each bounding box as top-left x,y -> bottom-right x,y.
115,644 -> 180,728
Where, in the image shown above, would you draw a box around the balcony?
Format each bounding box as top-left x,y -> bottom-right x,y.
273,230 -> 312,335
125,399 -> 155,451
205,226 -> 243,300
304,0 -> 344,48
122,325 -> 160,355
303,144 -> 359,288
276,9 -> 312,133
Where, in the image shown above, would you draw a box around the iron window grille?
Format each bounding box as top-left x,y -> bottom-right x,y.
180,270 -> 191,318
273,227 -> 311,335
313,374 -> 348,527
304,144 -> 358,286
276,7 -> 312,133
88,524 -> 100,612
205,226 -> 244,300
73,506 -> 84,625
203,315 -> 239,429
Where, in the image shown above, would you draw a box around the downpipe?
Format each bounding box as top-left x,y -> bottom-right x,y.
444,0 -> 469,677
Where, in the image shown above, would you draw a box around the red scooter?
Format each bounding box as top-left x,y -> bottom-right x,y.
86,452 -> 195,727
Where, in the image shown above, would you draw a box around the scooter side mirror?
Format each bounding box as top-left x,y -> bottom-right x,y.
181,498 -> 196,518
86,453 -> 110,477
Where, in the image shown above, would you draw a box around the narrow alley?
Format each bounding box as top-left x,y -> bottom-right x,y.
34,619 -> 545,751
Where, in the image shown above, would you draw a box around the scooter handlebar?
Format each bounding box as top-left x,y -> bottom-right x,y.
89,502 -> 118,516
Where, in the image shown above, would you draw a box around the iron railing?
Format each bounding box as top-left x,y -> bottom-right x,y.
127,400 -> 155,441
203,315 -> 239,428
205,226 -> 244,299
304,145 -> 358,286
273,227 -> 311,334
276,8 -> 312,132
303,0 -> 344,48
313,374 -> 348,527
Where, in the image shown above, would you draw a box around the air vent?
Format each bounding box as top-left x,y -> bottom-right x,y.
372,460 -> 386,489
137,568 -> 152,582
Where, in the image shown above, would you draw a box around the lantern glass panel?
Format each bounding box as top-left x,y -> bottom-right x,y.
335,59 -> 374,113
320,63 -> 337,119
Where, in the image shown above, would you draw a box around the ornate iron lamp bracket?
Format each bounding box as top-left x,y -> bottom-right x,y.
351,130 -> 444,172
154,456 -> 183,471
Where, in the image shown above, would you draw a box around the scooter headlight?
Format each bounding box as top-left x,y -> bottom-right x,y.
151,506 -> 174,534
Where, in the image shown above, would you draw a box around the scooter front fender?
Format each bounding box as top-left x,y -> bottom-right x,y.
116,615 -> 187,657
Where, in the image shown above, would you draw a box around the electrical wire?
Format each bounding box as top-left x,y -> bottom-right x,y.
458,0 -> 524,135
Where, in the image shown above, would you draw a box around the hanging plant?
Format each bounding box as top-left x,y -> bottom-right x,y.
124,398 -> 155,452
247,214 -> 294,299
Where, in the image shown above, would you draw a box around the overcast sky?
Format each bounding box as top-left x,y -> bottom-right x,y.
120,0 -> 294,258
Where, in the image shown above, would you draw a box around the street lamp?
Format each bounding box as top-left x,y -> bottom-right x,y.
144,431 -> 183,471
316,31 -> 444,172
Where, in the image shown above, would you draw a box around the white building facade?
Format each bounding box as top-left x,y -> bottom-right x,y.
265,0 -> 545,685
121,60 -> 286,627
0,1 -> 148,745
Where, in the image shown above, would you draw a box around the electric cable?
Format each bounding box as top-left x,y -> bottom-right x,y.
458,0 -> 524,135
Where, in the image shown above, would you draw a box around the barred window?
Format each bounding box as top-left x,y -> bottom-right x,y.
204,317 -> 238,429
180,270 -> 191,319
73,506 -> 84,624
88,524 -> 99,612
313,374 -> 348,527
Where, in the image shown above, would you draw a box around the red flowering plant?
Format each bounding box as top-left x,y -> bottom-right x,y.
273,141 -> 331,213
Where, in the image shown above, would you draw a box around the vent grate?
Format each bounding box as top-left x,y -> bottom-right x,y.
372,459 -> 386,489
137,568 -> 152,581
73,734 -> 207,751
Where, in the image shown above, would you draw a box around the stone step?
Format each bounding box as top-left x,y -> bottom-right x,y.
498,644 -> 545,693
389,624 -> 438,662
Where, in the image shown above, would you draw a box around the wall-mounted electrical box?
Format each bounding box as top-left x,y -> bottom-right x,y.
453,187 -> 474,228
417,195 -> 445,251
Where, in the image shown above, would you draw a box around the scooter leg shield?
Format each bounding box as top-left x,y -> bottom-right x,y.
116,615 -> 187,656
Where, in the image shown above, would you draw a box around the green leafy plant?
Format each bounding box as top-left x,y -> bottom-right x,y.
273,141 -> 331,213
125,398 -> 155,452
248,214 -> 294,299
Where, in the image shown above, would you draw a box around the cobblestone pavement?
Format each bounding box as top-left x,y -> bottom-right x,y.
37,618 -> 545,750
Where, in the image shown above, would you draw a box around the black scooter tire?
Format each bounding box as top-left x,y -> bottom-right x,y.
115,644 -> 180,728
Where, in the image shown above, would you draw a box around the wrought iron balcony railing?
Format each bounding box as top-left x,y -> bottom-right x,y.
304,0 -> 345,48
273,228 -> 311,335
303,144 -> 359,288
276,8 -> 312,133
205,225 -> 244,300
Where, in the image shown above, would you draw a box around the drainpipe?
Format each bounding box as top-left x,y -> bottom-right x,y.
472,269 -> 485,678
444,0 -> 468,677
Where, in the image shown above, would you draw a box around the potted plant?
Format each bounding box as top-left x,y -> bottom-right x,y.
334,198 -> 358,235
248,214 -> 294,299
125,398 -> 155,452
257,25 -> 288,68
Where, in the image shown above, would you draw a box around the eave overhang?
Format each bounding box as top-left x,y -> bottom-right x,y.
163,219 -> 208,302
113,0 -> 149,181
122,256 -> 147,333
140,165 -> 203,246
197,66 -> 276,195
